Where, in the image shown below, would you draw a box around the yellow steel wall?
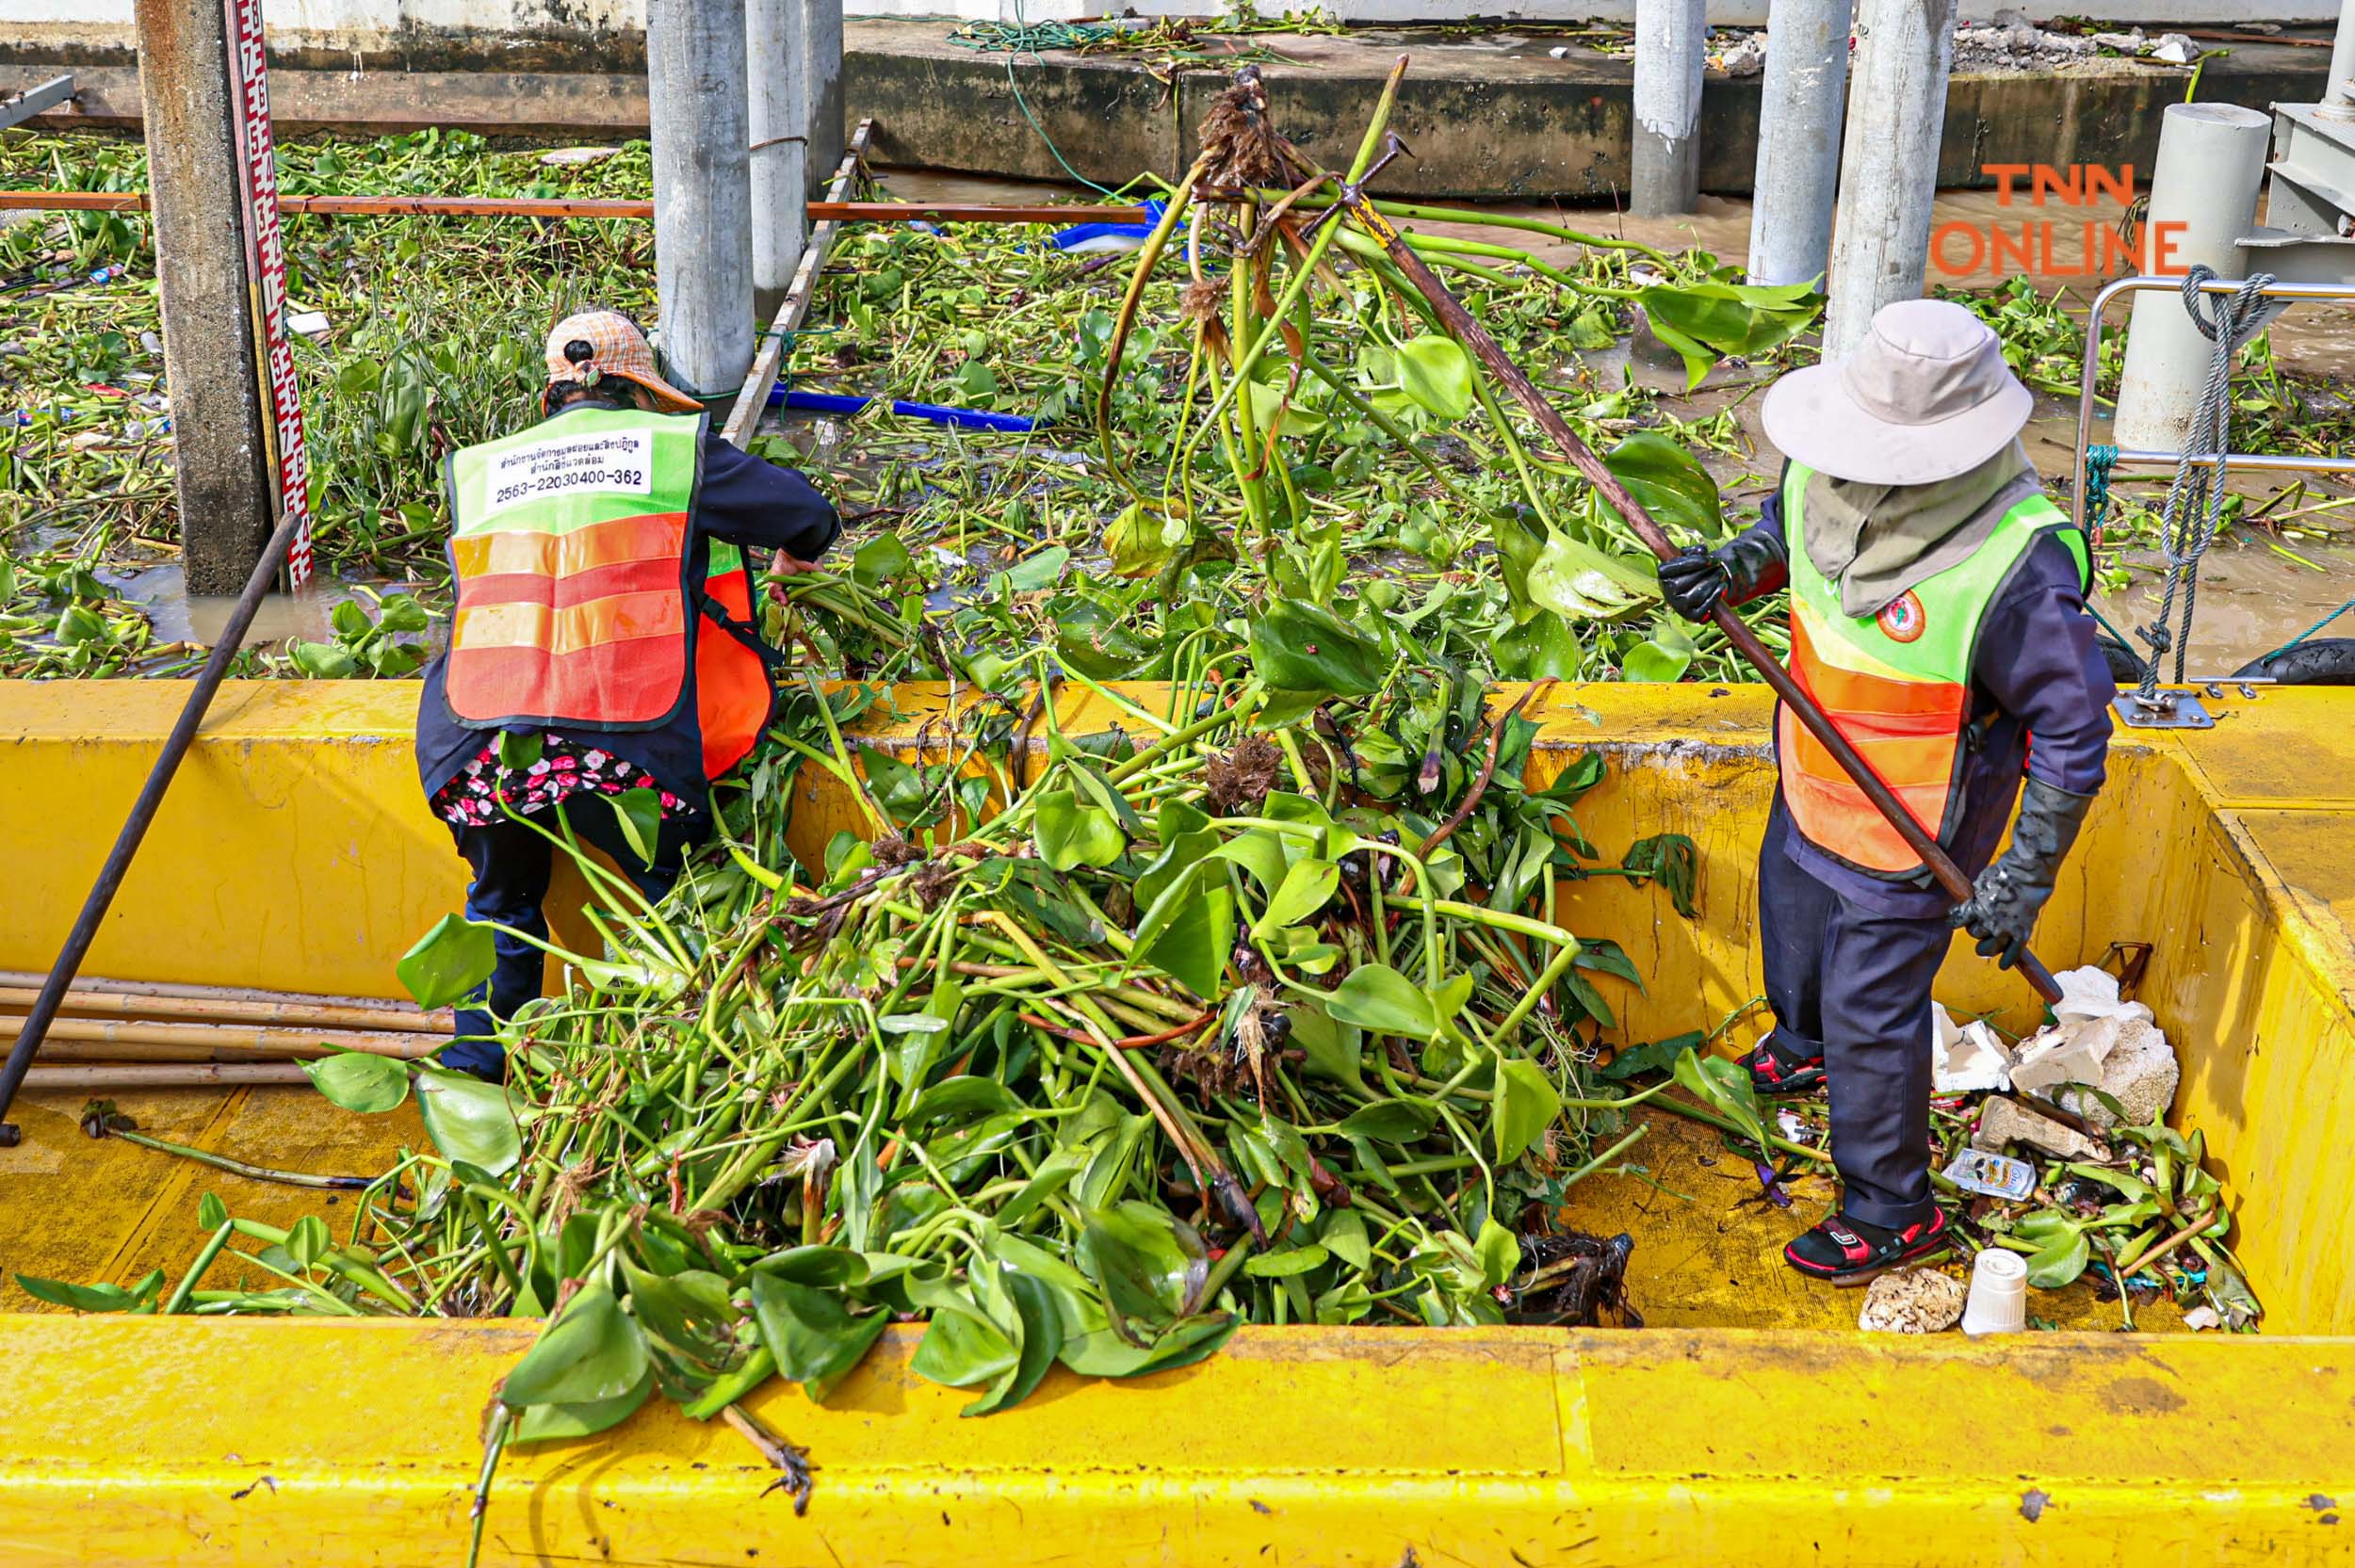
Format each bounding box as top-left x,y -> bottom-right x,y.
5,679 -> 2351,1329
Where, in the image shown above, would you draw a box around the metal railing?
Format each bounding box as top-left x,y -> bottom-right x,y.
2072,275 -> 2355,538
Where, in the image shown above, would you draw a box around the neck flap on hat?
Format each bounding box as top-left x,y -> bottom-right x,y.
1801,440 -> 2041,619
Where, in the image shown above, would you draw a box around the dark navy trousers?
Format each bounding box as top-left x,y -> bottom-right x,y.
1757,800 -> 1952,1231
445,804 -> 709,1079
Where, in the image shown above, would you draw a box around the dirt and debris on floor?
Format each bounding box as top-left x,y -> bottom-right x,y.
1554,1110 -> 2195,1334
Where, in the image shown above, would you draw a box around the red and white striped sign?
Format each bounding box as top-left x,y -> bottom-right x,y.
222,0 -> 314,587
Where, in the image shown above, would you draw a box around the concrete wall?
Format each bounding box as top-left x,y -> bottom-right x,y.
0,0 -> 2331,73
851,0 -> 2331,21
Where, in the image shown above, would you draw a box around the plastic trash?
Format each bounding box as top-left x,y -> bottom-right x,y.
767,386 -> 1038,433
1960,1248 -> 2029,1335
1943,1148 -> 2036,1201
1050,199 -> 1173,256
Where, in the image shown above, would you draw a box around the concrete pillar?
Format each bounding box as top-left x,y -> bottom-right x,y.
800,0 -> 845,198
2112,104 -> 2272,453
649,0 -> 755,401
2329,0 -> 2355,105
134,0 -> 272,596
1631,0 -> 1706,217
1821,0 -> 1957,355
1746,0 -> 1852,287
747,0 -> 808,319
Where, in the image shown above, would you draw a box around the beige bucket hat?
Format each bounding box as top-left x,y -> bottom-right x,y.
1761,299 -> 2034,486
544,309 -> 706,414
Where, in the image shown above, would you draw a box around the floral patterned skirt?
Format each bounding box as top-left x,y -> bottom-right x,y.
431,732 -> 691,829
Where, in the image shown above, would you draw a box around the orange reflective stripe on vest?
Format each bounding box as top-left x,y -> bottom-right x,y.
1778,617 -> 1972,874
443,407 -> 705,736
1776,462 -> 2087,880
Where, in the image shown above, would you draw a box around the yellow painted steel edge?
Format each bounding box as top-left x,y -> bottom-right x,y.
0,1318 -> 2350,1567
7,681 -> 2355,1563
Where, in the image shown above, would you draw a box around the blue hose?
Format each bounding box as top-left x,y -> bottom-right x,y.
767,386 -> 1038,433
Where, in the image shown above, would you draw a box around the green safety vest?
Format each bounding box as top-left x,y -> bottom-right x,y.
1778,461 -> 2089,879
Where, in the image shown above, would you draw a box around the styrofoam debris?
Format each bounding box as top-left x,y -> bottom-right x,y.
2182,1305 -> 2221,1332
1548,44 -> 1571,58
2007,967 -> 2179,1128
1859,1269 -> 1967,1334
2053,966 -> 2149,1027
1716,35 -> 1767,75
2051,1017 -> 2179,1128
539,147 -> 619,166
286,311 -> 332,336
2150,33 -> 2198,64
1932,1004 -> 2012,1092
2009,1027 -> 2104,1093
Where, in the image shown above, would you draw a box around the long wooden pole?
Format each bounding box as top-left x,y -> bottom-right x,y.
0,971 -> 435,1013
17,1063 -> 317,1091
0,984 -> 447,1034
1,1016 -> 444,1059
1324,127 -> 2062,1006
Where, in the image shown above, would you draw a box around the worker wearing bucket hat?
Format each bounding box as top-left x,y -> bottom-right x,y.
1660,299 -> 2115,1285
414,310 -> 841,1081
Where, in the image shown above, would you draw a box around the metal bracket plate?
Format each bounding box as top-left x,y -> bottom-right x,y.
0,74 -> 73,134
2114,690 -> 2216,729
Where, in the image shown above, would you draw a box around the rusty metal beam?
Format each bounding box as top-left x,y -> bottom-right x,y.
0,190 -> 1150,225
806,200 -> 1149,223
0,189 -> 657,218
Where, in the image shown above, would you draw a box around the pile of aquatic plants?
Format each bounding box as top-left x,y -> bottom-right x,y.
64,657 -> 1768,1559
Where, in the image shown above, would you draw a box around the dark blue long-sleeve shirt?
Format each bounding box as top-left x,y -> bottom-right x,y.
415,409 -> 839,808
1746,473 -> 2116,918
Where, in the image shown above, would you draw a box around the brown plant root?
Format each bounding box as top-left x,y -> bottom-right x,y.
1512,1230 -> 1642,1328
724,1402 -> 816,1516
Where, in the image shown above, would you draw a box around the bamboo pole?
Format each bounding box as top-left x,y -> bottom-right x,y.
0,985 -> 447,1034
0,971 -> 440,1016
16,1063 -> 316,1091
24,1039 -> 436,1065
0,1015 -> 442,1060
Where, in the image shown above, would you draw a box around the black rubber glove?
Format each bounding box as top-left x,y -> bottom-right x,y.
1657,526 -> 1788,624
1948,776 -> 2096,969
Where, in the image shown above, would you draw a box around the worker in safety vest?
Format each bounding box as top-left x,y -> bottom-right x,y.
415,311 -> 839,1080
1660,299 -> 2114,1285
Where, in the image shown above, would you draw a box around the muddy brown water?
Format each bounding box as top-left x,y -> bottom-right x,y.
102,563 -> 444,655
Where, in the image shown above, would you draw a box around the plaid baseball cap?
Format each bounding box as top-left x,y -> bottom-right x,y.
544,309 -> 705,414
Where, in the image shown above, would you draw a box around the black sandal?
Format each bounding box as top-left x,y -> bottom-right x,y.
1784,1206 -> 1954,1286
1739,1030 -> 1827,1096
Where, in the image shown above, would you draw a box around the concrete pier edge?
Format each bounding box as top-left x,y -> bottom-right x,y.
1,20 -> 2333,200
